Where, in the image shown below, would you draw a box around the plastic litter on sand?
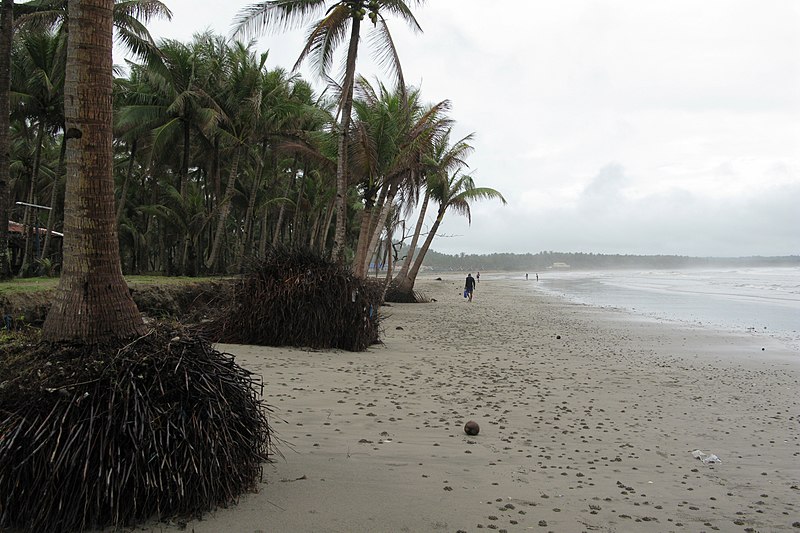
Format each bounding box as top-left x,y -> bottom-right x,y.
691,449 -> 721,464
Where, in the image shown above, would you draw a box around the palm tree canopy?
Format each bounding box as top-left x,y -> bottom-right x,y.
116,36 -> 220,159
14,0 -> 171,60
10,28 -> 64,130
233,0 -> 424,87
431,169 -> 507,225
350,76 -> 449,204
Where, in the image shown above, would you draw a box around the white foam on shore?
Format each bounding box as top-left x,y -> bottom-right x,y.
517,268 -> 800,352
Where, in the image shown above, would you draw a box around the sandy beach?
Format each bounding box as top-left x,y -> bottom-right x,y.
171,276 -> 798,532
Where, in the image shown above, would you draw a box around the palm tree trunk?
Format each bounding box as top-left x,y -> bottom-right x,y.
395,187 -> 430,282
0,0 -> 13,279
382,230 -> 394,299
376,240 -> 387,277
397,209 -> 444,294
258,206 -> 269,258
213,135 -> 221,201
146,178 -> 160,272
19,120 -> 47,276
352,202 -> 374,277
238,143 -> 267,271
180,121 -> 190,197
308,207 -> 321,249
319,196 -> 335,254
361,185 -> 397,277
115,138 -> 137,224
177,124 -> 191,274
41,134 -> 67,260
273,155 -> 297,246
291,162 -> 308,245
331,15 -> 361,263
42,0 -> 144,342
205,146 -> 240,271
354,184 -> 388,277
272,187 -> 290,246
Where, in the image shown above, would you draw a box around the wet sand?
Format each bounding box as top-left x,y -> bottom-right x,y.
180,276 -> 799,532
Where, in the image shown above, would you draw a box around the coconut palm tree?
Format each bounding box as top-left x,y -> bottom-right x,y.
394,127 -> 473,283
204,40 -> 276,272
0,1 -> 47,277
273,114 -> 338,253
349,77 -> 449,277
0,0 -> 13,279
0,0 -> 172,276
3,0 -> 171,277
233,0 -> 426,263
237,69 -> 294,261
10,29 -> 65,275
118,37 -> 219,200
42,0 -> 144,342
117,35 -> 222,273
391,169 -> 506,300
280,79 -> 330,247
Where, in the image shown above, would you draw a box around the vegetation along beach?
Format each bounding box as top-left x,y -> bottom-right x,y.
1,0 -> 798,532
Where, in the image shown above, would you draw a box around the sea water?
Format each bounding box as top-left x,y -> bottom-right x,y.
521,268 -> 800,349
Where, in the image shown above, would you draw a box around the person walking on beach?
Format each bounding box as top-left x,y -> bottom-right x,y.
525,273 -> 528,281
476,272 -> 480,283
465,273 -> 476,302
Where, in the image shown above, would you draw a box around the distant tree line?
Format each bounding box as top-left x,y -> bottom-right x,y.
417,250 -> 800,272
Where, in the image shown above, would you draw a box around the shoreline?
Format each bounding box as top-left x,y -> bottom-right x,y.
149,277 -> 799,532
496,268 -> 800,355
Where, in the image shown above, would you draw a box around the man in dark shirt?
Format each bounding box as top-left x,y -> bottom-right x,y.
465,273 -> 476,302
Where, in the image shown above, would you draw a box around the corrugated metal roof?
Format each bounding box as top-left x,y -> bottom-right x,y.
7,221 -> 63,238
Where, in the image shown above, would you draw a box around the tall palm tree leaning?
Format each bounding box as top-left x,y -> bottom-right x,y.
394,127 -> 472,283
233,0 -> 426,263
42,0 -> 144,342
390,168 -> 507,301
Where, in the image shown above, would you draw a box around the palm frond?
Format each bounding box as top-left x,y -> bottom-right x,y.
113,0 -> 173,22
296,5 -> 350,76
367,18 -> 405,92
379,0 -> 424,33
232,0 -> 329,41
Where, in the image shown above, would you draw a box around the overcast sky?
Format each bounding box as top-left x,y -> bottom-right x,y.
120,0 -> 800,257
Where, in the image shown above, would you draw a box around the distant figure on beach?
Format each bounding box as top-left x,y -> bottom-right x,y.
465,273 -> 476,302
525,273 -> 528,281
476,272 -> 480,283
536,273 -> 539,281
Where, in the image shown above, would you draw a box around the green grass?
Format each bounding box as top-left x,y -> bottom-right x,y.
0,277 -> 59,294
125,275 -> 224,287
0,275 -> 228,295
